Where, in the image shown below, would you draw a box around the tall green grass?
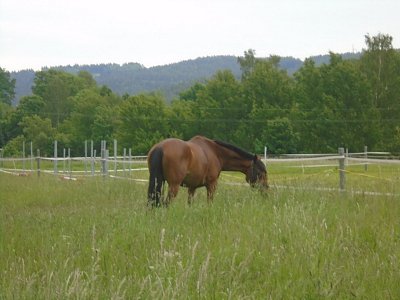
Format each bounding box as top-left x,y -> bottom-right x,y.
1,172 -> 399,299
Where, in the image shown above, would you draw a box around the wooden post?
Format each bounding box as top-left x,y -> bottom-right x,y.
22,140 -> 26,173
264,146 -> 267,163
30,142 -> 33,172
338,147 -> 346,192
101,140 -> 107,177
105,149 -> 109,175
129,148 -> 132,178
63,148 -> 66,174
0,148 -> 3,168
91,140 -> 94,176
68,148 -> 71,179
123,148 -> 126,177
54,140 -> 58,175
36,149 -> 41,177
92,149 -> 96,176
114,139 -> 117,176
84,140 -> 88,175
364,145 -> 368,171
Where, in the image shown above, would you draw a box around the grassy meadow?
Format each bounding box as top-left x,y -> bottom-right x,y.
1,161 -> 400,299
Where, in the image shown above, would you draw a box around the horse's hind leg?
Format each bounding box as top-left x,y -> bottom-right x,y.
165,184 -> 180,206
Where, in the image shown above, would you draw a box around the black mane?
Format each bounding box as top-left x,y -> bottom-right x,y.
214,139 -> 255,160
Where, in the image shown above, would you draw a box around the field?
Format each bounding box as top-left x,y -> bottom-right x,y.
1,161 -> 400,299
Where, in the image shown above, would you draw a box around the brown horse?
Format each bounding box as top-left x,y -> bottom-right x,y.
147,135 -> 268,207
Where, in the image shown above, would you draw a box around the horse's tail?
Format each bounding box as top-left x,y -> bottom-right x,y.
147,147 -> 164,207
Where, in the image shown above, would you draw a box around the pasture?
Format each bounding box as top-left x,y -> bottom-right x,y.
1,161 -> 400,299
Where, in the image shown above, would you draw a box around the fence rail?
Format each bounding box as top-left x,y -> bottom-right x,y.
1,141 -> 399,193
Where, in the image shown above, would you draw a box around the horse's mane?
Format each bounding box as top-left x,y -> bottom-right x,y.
213,139 -> 255,160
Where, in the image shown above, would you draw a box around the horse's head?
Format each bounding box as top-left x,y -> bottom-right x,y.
246,155 -> 269,190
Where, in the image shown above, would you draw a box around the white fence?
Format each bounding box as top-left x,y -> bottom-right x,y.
1,141 -> 400,193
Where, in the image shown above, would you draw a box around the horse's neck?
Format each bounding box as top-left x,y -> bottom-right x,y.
217,147 -> 252,173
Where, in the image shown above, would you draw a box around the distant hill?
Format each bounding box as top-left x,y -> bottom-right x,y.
10,53 -> 360,105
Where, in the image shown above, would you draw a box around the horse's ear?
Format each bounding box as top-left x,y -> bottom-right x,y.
253,155 -> 258,162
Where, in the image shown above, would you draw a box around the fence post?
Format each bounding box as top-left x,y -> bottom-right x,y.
129,148 -> 132,178
114,139 -> 117,176
54,140 -> 58,175
84,140 -> 88,175
101,140 -> 108,177
264,146 -> 267,163
68,148 -> 72,179
0,148 -> 3,168
92,150 -> 96,176
123,148 -> 126,177
91,140 -> 94,176
36,149 -> 41,177
105,149 -> 109,175
364,145 -> 368,171
22,140 -> 26,173
30,142 -> 33,172
338,147 -> 346,192
63,148 -> 66,174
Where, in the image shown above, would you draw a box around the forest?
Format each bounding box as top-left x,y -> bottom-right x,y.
1,33 -> 399,156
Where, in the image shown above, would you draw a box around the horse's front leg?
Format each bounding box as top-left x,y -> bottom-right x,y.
206,181 -> 217,203
187,187 -> 196,206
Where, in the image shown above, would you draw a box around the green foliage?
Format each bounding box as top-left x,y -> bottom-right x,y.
60,88 -> 120,152
117,93 -> 169,154
191,70 -> 244,143
361,33 -> 400,151
0,103 -> 14,147
32,69 -> 89,127
2,33 -> 400,155
20,116 -> 56,155
2,135 -> 25,156
5,95 -> 45,142
0,67 -> 16,105
237,49 -> 258,79
294,53 -> 382,152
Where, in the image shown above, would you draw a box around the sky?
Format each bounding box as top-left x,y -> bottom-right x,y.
1,0 -> 400,72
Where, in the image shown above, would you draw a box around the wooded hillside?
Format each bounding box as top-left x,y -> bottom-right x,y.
10,54 -> 359,105
2,34 -> 398,155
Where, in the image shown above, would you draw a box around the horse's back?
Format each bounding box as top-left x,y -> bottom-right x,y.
149,137 -> 214,188
188,136 -> 221,169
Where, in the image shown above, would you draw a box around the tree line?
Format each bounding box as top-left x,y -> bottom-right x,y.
1,33 -> 399,156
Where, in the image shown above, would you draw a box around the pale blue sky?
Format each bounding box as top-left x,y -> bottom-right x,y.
1,0 -> 399,71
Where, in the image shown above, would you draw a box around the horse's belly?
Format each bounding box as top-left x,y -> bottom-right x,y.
181,174 -> 205,188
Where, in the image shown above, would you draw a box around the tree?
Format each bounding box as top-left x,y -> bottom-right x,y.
117,93 -> 169,154
254,117 -> 299,154
237,49 -> 258,80
60,87 -> 121,152
5,95 -> 45,143
190,70 -> 244,143
0,103 -> 14,147
3,116 -> 56,156
0,68 -> 16,105
32,70 -> 88,127
361,33 -> 400,151
241,57 -> 295,152
322,54 -> 380,150
169,99 -> 197,140
294,53 -> 380,152
91,105 -> 118,144
77,71 -> 97,88
19,116 -> 56,155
